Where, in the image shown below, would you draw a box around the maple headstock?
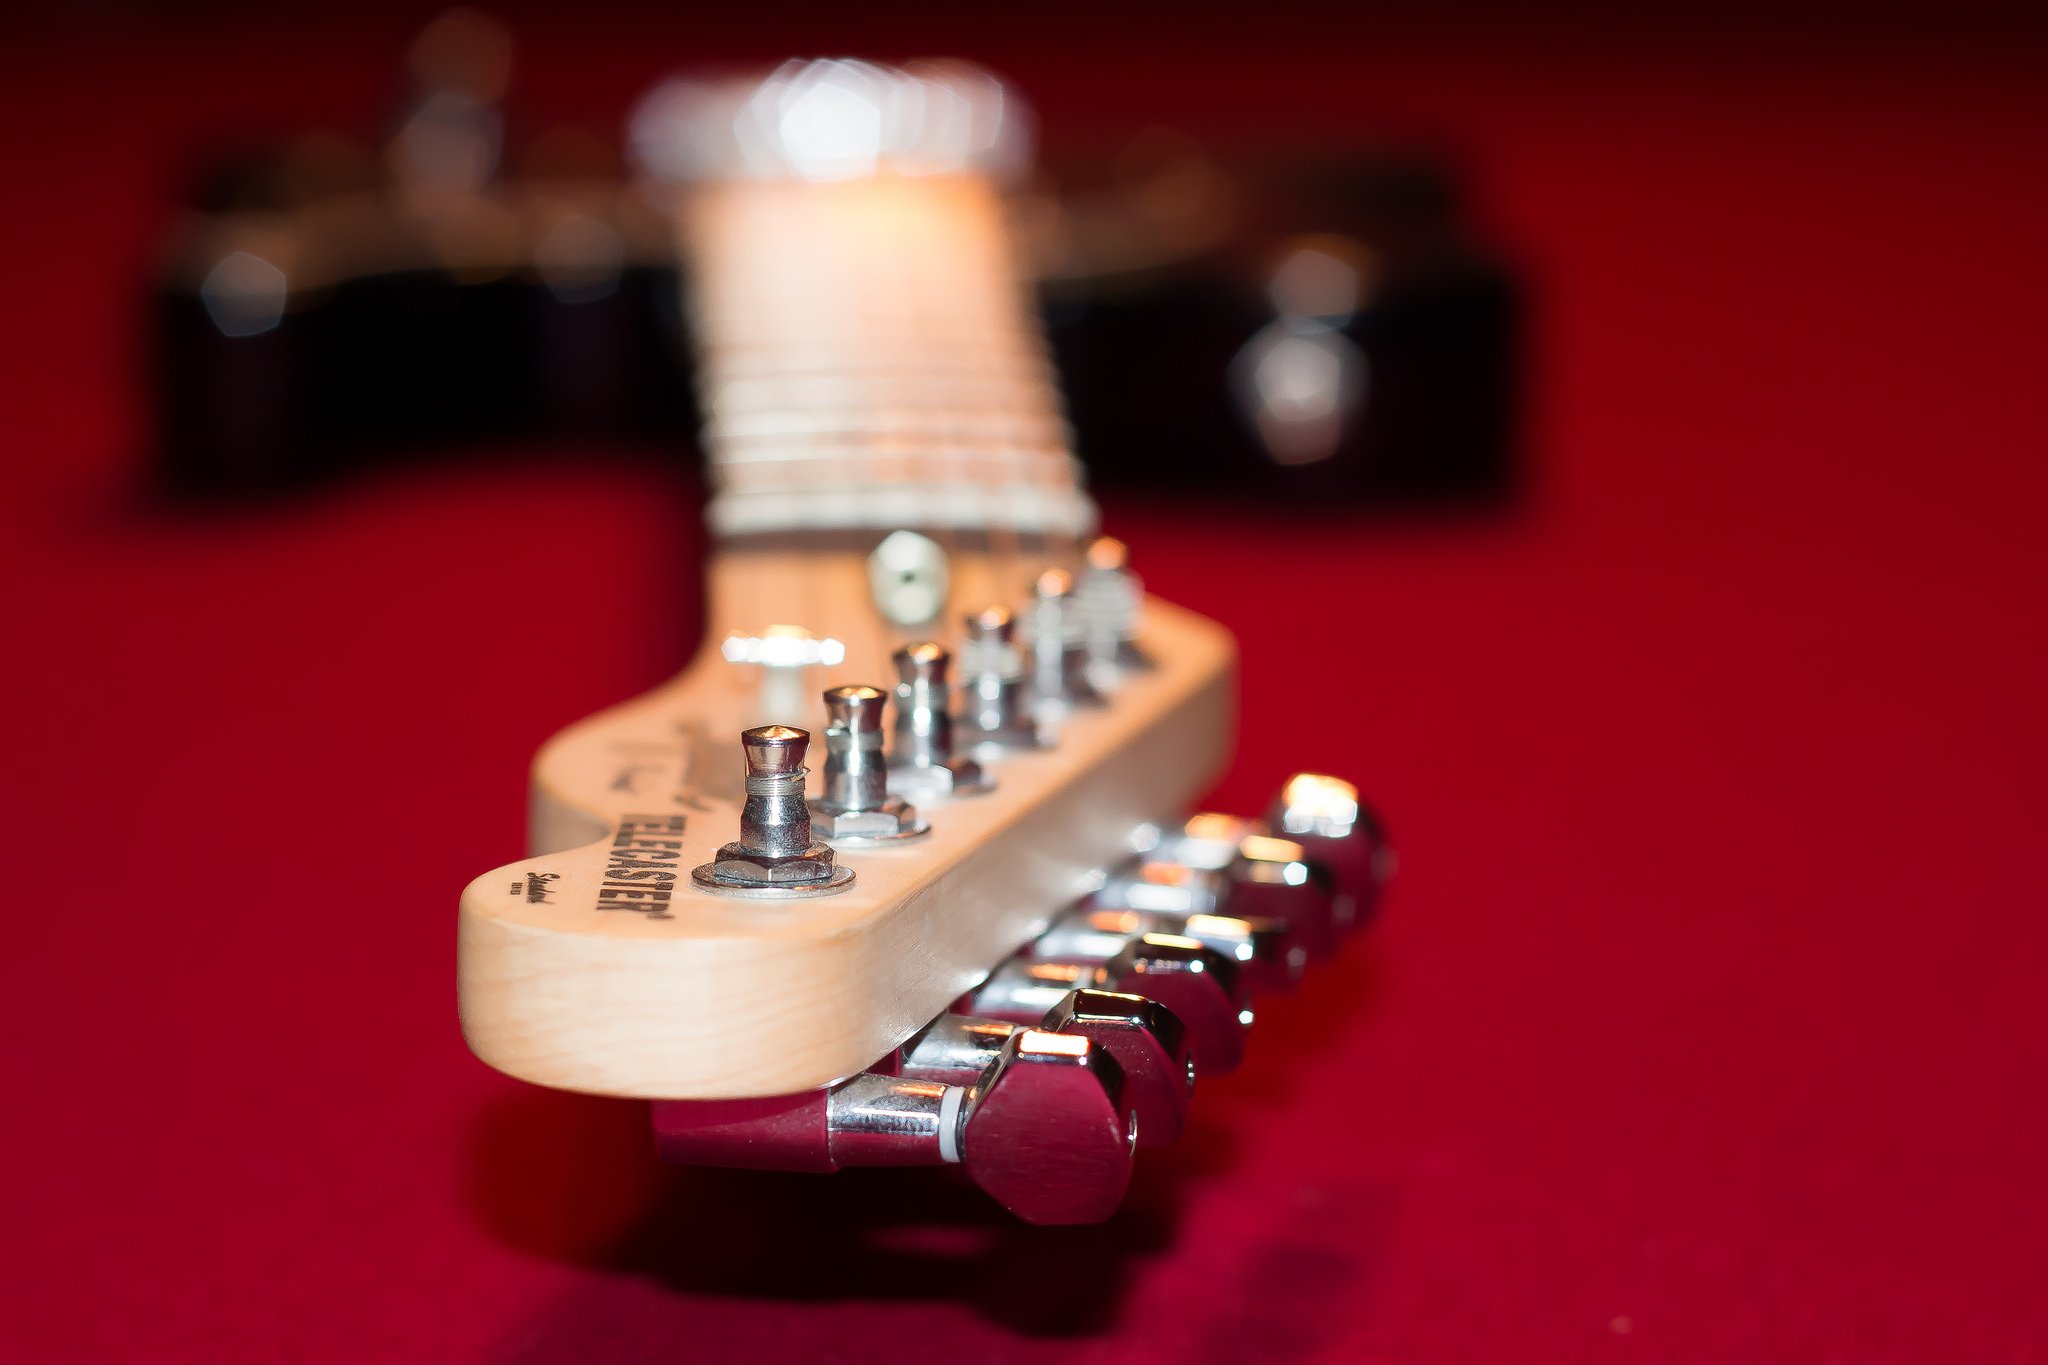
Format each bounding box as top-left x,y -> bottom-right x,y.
458,552 -> 1237,1098
455,59 -> 1390,1224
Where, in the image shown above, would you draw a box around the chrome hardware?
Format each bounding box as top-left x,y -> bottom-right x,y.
1131,815 -> 1346,959
1082,934 -> 1250,1075
652,785 -> 1396,1221
903,990 -> 1194,1147
1023,567 -> 1105,721
1273,773 -> 1363,842
691,725 -> 855,896
1077,536 -> 1152,687
829,1073 -> 968,1165
652,1026 -> 1136,1225
1153,812 -> 1266,872
900,1014 -> 1021,1082
720,625 -> 846,725
1271,772 -> 1396,927
1039,903 -> 1305,995
809,686 -> 928,844
1043,988 -> 1195,1146
1097,861 -> 1222,916
956,604 -> 1039,751
1226,834 -> 1344,951
888,642 -> 993,801
967,933 -> 1249,1075
960,1028 -> 1137,1225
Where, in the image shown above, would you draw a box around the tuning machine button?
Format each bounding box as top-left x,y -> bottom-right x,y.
901,989 -> 1194,1146
1091,935 -> 1249,1074
968,933 -> 1249,1076
691,725 -> 855,896
651,1028 -> 1136,1225
809,685 -> 928,844
961,1029 -> 1137,1225
1268,773 -> 1395,930
956,604 -> 1040,752
887,642 -> 993,801
1222,835 -> 1343,959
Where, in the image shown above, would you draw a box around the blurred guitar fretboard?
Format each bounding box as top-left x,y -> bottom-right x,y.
665,60 -> 1097,544
687,176 -> 1095,542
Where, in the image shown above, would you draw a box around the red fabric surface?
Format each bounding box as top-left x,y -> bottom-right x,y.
5,14 -> 2047,1363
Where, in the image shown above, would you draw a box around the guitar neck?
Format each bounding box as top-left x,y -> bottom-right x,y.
684,174 -> 1096,553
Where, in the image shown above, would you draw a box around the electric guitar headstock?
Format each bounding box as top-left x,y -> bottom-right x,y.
457,59 -> 1392,1224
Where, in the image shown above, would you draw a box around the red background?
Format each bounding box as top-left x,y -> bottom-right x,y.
5,7 -> 2046,1361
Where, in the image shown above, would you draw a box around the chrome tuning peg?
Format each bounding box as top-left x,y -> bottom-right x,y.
810,685 -> 928,843
1132,814 -> 1345,959
887,642 -> 993,801
1267,773 -> 1396,930
651,1027 -> 1137,1225
956,604 -> 1039,752
1040,902 -> 1305,995
691,725 -> 854,896
902,989 -> 1195,1147
1024,567 -> 1106,720
966,932 -> 1249,1075
959,1028 -> 1138,1225
1146,812 -> 1265,872
1077,536 -> 1153,687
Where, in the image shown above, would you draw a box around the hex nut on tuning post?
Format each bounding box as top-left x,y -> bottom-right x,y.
691,725 -> 855,898
810,686 -> 929,845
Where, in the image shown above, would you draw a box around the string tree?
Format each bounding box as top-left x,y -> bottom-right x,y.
867,529 -> 951,630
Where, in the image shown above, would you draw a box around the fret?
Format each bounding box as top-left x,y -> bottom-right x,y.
710,458 -> 1080,497
698,373 -> 1062,414
707,411 -> 1068,443
709,485 -> 1090,538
